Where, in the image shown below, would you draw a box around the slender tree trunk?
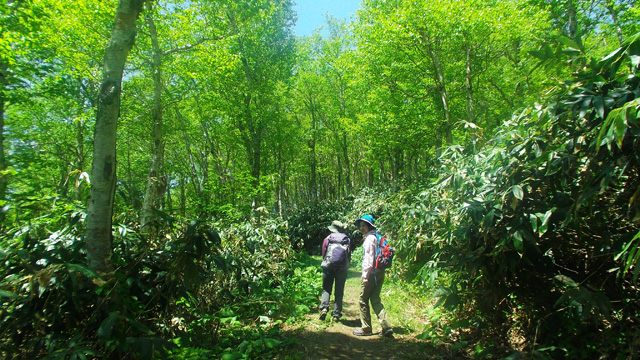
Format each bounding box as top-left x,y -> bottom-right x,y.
275,141 -> 285,217
392,148 -> 401,192
307,94 -> 318,205
488,79 -> 514,109
0,57 -> 7,203
606,3 -> 625,45
250,135 -> 261,204
465,42 -> 477,142
166,175 -> 173,213
337,74 -> 352,195
341,131 -> 351,194
141,2 -> 166,233
567,0 -> 583,50
86,0 -> 143,274
243,93 -> 263,209
421,29 -> 452,145
73,116 -> 86,201
179,177 -> 186,217
58,162 -> 69,197
176,107 -> 202,197
232,14 -> 262,209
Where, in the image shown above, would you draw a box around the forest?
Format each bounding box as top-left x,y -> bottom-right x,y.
1,0 -> 639,359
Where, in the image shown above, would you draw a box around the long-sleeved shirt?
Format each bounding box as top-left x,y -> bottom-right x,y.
361,230 -> 380,279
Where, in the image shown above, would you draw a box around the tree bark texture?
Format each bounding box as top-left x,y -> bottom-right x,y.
86,0 -> 143,274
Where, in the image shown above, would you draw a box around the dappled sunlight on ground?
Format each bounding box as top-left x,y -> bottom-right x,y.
276,261 -> 457,360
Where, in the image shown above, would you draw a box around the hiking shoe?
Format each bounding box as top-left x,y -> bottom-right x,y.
319,309 -> 328,321
333,316 -> 340,322
352,328 -> 372,336
379,327 -> 394,338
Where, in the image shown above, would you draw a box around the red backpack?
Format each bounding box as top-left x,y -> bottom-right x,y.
374,233 -> 394,270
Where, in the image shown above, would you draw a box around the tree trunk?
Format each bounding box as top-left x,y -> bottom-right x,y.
337,74 -> 352,195
465,42 -> 477,143
567,0 -> 583,50
341,131 -> 351,194
166,175 -> 173,214
86,0 -> 143,274
308,93 -> 318,206
141,2 -> 166,234
179,177 -> 186,217
73,115 -> 86,201
275,141 -> 286,217
176,107 -> 202,197
606,3 -> 625,45
421,29 -> 452,145
0,57 -> 7,203
243,92 -> 262,209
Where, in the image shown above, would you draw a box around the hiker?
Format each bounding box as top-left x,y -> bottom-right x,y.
319,220 -> 352,322
352,214 -> 394,337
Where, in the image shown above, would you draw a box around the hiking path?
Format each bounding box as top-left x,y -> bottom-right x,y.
276,261 -> 456,360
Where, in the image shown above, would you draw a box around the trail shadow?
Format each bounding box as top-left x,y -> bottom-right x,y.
285,256 -> 458,359
276,327 -> 453,360
339,319 -> 361,327
392,326 -> 410,335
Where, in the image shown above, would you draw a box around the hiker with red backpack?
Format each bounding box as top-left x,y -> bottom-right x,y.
352,214 -> 394,338
319,220 -> 352,322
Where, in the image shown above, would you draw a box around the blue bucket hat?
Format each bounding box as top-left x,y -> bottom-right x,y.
355,214 -> 376,229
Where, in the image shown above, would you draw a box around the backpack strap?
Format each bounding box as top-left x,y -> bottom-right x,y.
374,233 -> 385,285
328,232 -> 349,245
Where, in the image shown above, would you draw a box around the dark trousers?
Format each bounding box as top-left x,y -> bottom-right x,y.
320,266 -> 348,318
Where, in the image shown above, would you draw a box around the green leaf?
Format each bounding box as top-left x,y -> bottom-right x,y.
539,209 -> 553,236
221,351 -> 243,360
0,290 -> 20,299
593,95 -> 604,119
554,274 -> 578,288
557,36 -> 581,51
97,312 -> 120,340
529,214 -> 538,233
66,263 -> 101,279
613,109 -> 627,149
262,337 -> 281,349
513,231 -> 524,254
512,185 -> 524,200
127,317 -> 154,335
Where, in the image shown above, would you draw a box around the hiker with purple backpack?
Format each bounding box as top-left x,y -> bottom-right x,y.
352,214 -> 394,338
319,220 -> 352,322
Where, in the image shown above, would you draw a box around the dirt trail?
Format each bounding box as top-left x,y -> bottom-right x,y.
276,265 -> 452,360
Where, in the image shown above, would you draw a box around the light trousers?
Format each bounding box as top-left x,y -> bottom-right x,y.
359,270 -> 392,331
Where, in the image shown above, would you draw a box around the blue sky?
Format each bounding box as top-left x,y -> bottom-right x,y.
293,0 -> 362,37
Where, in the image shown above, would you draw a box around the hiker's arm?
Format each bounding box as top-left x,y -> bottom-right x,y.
361,234 -> 376,280
321,237 -> 329,258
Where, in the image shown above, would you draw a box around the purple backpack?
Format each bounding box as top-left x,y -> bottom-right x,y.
321,233 -> 350,270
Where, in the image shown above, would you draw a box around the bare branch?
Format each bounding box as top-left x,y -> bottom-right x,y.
162,37 -> 222,56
